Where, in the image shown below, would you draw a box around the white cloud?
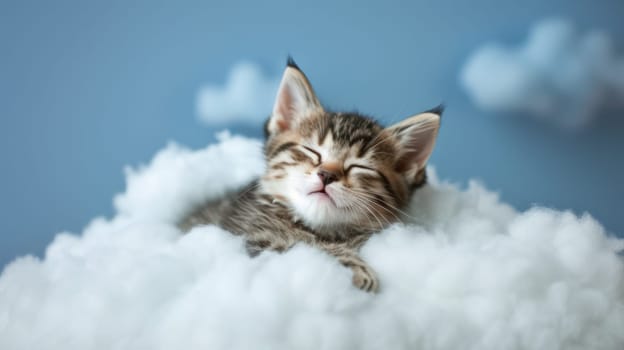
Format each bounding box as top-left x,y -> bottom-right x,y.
460,18 -> 624,128
1,133 -> 623,349
196,62 -> 280,124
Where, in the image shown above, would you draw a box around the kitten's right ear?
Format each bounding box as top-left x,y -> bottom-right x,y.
266,58 -> 323,136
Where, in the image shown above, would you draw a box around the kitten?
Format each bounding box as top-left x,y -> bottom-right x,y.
180,58 -> 441,292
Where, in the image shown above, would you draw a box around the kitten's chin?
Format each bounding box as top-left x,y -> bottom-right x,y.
288,192 -> 350,230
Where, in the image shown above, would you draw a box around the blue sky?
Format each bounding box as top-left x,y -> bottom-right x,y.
1,0 -> 623,266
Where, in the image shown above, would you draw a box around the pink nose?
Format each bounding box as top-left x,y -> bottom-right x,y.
317,169 -> 338,185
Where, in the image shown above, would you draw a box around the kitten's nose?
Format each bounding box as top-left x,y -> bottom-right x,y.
317,169 -> 338,185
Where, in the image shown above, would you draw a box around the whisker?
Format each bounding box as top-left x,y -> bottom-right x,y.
354,195 -> 412,222
347,198 -> 387,231
345,192 -> 395,226
344,187 -> 415,221
358,199 -> 401,225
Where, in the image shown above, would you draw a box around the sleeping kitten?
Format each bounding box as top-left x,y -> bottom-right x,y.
180,58 -> 441,292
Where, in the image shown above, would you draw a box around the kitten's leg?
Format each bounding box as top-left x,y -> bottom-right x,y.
245,234 -> 295,257
322,245 -> 379,293
340,236 -> 380,293
347,258 -> 379,293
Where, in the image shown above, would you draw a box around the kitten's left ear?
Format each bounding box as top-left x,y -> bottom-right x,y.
266,58 -> 323,136
387,108 -> 442,179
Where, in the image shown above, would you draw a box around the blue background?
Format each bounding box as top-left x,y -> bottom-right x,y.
1,0 -> 623,267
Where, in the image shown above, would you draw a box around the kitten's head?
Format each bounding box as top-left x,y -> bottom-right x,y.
260,59 -> 441,234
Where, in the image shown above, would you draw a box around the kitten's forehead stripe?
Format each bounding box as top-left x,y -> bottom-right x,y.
307,112 -> 395,161
329,113 -> 380,147
317,115 -> 331,146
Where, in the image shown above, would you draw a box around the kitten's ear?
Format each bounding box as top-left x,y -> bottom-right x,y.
387,108 -> 442,179
266,59 -> 323,136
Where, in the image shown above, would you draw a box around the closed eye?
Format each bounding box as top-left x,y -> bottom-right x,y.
302,146 -> 322,165
345,164 -> 376,174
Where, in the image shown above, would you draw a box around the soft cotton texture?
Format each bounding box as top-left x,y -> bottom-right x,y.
1,133 -> 623,350
460,18 -> 624,128
197,62 -> 280,124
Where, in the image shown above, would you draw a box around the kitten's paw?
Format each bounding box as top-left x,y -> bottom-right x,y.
352,267 -> 379,293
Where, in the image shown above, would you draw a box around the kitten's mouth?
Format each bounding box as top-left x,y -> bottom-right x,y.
308,189 -> 336,206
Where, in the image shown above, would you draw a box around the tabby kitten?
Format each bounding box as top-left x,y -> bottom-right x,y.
180,58 -> 441,292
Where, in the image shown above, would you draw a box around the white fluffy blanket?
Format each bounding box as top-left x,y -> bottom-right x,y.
1,133 -> 623,350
